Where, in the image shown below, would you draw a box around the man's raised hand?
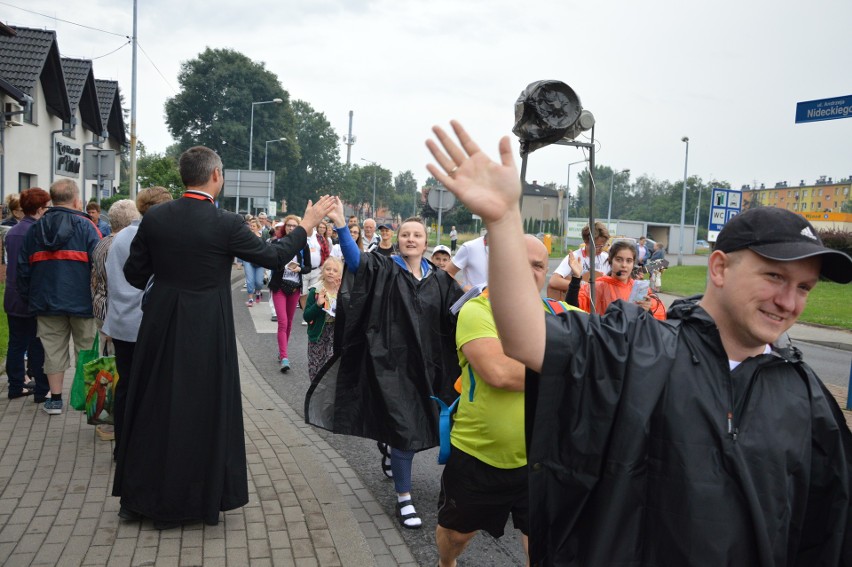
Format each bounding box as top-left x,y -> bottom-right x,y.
301,195 -> 335,231
426,121 -> 521,225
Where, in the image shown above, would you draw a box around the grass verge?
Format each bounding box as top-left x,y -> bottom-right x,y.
660,266 -> 852,330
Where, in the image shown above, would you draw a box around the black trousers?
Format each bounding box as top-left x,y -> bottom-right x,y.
112,338 -> 136,460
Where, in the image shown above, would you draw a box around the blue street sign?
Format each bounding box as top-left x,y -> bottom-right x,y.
707,188 -> 741,242
795,95 -> 852,124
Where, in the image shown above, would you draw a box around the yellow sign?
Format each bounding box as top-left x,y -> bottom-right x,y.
801,211 -> 852,222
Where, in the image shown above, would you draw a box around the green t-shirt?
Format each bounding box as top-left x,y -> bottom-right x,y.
451,294 -> 581,469
451,295 -> 527,469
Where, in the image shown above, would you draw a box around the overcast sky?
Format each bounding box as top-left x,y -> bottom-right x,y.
6,0 -> 851,199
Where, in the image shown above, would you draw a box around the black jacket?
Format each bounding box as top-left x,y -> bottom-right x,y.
527,296 -> 851,566
305,252 -> 463,451
268,240 -> 311,292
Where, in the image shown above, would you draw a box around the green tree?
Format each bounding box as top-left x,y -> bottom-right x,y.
280,100 -> 344,213
356,163 -> 394,218
106,144 -> 183,209
164,48 -> 298,175
136,153 -> 184,198
393,170 -> 419,218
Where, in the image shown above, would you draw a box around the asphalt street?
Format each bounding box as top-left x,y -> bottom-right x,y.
233,254 -> 850,566
233,290 -> 527,567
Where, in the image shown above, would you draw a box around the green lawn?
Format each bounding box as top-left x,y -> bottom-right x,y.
660,265 -> 852,330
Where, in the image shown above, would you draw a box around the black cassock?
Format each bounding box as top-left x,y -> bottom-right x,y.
113,196 -> 305,525
305,253 -> 463,451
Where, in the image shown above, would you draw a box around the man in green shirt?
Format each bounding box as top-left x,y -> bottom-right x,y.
436,235 -> 579,567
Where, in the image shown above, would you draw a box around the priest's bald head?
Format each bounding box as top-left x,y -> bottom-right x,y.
179,146 -> 225,198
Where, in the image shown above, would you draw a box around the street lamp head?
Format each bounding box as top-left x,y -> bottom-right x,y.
681,136 -> 689,143
273,98 -> 283,104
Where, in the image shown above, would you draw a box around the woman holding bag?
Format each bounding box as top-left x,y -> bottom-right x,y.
268,215 -> 311,373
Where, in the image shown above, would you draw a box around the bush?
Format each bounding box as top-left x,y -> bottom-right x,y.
818,229 -> 852,256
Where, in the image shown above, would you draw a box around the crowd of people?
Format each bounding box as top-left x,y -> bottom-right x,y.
2,132 -> 851,566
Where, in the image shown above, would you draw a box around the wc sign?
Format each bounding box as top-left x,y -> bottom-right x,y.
707,188 -> 741,242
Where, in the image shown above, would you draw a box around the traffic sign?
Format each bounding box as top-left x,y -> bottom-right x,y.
707,188 -> 741,242
427,187 -> 455,212
795,95 -> 852,124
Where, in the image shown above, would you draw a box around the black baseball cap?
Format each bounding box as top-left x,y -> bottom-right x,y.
715,207 -> 852,283
377,223 -> 392,230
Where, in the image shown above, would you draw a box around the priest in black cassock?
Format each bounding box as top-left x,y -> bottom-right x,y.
113,146 -> 334,528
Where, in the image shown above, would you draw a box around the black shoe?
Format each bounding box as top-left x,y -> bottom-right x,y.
154,520 -> 181,530
8,388 -> 33,400
118,506 -> 143,521
33,395 -> 47,404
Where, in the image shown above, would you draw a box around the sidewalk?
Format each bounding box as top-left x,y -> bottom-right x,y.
0,325 -> 390,566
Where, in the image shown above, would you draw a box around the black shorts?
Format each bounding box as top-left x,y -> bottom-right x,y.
437,446 -> 529,538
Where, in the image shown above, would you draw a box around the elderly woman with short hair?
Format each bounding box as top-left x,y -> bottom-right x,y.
103,187 -> 173,452
91,200 -> 141,326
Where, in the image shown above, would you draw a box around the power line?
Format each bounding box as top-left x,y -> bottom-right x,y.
91,39 -> 131,60
137,42 -> 177,93
0,1 -> 129,38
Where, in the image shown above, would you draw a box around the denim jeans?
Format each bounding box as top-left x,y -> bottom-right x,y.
243,261 -> 265,296
5,315 -> 48,398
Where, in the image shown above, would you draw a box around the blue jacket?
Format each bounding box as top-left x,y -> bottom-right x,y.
17,206 -> 102,317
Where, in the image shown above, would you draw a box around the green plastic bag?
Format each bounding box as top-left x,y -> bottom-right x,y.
70,333 -> 99,411
83,354 -> 119,425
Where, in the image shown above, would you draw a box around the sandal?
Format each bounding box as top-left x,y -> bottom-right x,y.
8,386 -> 34,400
377,442 -> 393,479
397,499 -> 422,530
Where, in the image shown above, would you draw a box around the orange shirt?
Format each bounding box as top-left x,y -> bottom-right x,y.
577,275 -> 666,320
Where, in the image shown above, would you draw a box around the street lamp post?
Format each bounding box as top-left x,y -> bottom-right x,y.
361,158 -> 378,215
540,197 -> 548,233
248,98 -> 283,170
565,159 -> 587,219
264,138 -> 286,215
694,184 -> 702,230
264,138 -> 286,171
606,169 -> 630,229
678,136 -> 690,266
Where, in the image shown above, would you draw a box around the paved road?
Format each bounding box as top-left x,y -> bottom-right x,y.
236,254 -> 851,566
236,290 -> 527,567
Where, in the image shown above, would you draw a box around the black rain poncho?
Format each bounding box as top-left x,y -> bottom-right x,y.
526,296 -> 851,566
305,252 -> 463,451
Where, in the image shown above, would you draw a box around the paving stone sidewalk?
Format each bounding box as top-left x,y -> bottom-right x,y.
0,333 -> 385,567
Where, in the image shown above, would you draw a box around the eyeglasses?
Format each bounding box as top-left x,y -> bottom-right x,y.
285,224 -> 298,229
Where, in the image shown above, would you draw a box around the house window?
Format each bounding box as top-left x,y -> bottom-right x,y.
845,187 -> 850,195
802,203 -> 808,211
793,203 -> 798,211
803,189 -> 809,197
18,173 -> 36,190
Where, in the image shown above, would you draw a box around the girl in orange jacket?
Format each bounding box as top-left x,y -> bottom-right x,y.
569,240 -> 666,320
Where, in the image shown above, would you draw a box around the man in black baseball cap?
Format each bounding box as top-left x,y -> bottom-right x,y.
423,120 -> 851,566
715,207 -> 852,284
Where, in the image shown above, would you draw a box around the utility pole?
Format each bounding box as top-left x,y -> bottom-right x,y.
344,111 -> 356,166
128,0 -> 138,199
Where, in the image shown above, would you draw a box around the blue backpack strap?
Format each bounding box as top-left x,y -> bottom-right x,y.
430,395 -> 460,465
